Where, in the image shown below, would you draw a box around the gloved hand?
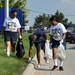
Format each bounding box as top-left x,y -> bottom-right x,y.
19,35 -> 22,39
60,39 -> 63,43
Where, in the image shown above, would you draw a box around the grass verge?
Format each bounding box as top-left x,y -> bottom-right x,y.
0,33 -> 36,75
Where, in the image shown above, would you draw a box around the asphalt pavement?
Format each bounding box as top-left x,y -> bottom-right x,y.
22,43 -> 75,75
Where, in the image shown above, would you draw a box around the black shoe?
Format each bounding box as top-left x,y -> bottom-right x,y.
51,65 -> 58,71
59,66 -> 63,71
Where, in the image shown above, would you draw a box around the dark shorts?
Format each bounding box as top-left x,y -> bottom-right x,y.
52,39 -> 60,48
35,41 -> 45,52
4,31 -> 17,45
41,41 -> 45,51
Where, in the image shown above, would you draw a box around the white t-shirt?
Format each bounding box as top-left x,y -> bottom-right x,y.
50,23 -> 67,41
3,17 -> 21,32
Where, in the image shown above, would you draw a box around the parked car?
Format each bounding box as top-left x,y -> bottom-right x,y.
66,32 -> 75,44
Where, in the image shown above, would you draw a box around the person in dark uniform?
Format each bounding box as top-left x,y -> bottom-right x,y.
33,28 -> 49,68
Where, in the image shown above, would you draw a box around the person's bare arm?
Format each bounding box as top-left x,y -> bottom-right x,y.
17,28 -> 21,35
1,27 -> 6,34
62,33 -> 66,40
44,33 -> 47,40
33,35 -> 37,42
17,28 -> 22,39
50,35 -> 53,43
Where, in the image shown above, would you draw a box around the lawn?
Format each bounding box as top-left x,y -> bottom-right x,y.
0,33 -> 50,75
0,33 -> 36,75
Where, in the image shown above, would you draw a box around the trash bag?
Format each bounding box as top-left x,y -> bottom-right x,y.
45,40 -> 52,59
57,42 -> 66,61
16,38 -> 25,58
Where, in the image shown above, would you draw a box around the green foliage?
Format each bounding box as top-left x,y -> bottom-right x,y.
0,0 -> 4,8
33,10 -> 74,28
0,0 -> 26,10
12,0 -> 26,10
34,13 -> 51,28
54,10 -> 72,28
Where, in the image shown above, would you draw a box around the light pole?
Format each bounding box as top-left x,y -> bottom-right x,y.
4,0 -> 9,50
5,0 -> 9,18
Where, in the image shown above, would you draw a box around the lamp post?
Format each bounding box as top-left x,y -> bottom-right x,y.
4,0 -> 9,50
5,0 -> 9,18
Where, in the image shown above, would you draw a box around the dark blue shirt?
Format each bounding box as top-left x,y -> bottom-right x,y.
33,29 -> 46,43
29,34 -> 34,41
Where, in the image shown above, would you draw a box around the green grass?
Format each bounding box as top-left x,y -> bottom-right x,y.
0,33 -> 50,75
0,33 -> 36,75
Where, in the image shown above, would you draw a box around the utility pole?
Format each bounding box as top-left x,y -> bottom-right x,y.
4,0 -> 9,50
5,0 -> 9,18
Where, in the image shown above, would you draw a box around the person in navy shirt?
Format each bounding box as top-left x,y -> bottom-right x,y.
33,28 -> 49,68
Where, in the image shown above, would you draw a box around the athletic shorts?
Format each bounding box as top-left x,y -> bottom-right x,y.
52,39 -> 60,48
4,31 -> 17,45
35,41 -> 45,52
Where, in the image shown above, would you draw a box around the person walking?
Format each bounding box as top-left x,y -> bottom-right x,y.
2,10 -> 21,57
49,15 -> 67,71
33,28 -> 49,68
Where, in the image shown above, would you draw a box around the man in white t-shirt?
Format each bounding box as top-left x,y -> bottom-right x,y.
2,10 -> 22,57
49,15 -> 67,71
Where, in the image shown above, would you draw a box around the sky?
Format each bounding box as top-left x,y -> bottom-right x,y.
26,0 -> 75,26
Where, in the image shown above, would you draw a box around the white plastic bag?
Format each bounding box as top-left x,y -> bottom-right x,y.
57,42 -> 66,61
45,40 -> 52,58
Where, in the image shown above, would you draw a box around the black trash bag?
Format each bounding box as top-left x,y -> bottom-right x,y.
16,38 -> 25,58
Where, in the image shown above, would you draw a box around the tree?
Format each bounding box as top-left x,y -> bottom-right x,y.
33,10 -> 74,29
54,10 -> 73,28
0,0 -> 26,10
34,13 -> 51,28
0,0 -> 28,26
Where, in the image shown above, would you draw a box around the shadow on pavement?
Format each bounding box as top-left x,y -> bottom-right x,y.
67,46 -> 75,50
30,60 -> 50,71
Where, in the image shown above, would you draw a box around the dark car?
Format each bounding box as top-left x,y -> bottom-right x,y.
66,32 -> 75,44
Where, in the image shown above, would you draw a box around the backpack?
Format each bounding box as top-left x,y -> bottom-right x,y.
16,38 -> 25,58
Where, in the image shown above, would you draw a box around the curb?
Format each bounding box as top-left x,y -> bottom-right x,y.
22,55 -> 36,75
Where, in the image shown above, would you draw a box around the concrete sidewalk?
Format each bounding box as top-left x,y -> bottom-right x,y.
22,44 -> 75,75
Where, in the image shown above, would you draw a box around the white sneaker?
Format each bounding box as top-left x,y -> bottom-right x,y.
37,64 -> 41,68
28,57 -> 31,62
45,58 -> 49,64
6,51 -> 10,57
46,60 -> 49,64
